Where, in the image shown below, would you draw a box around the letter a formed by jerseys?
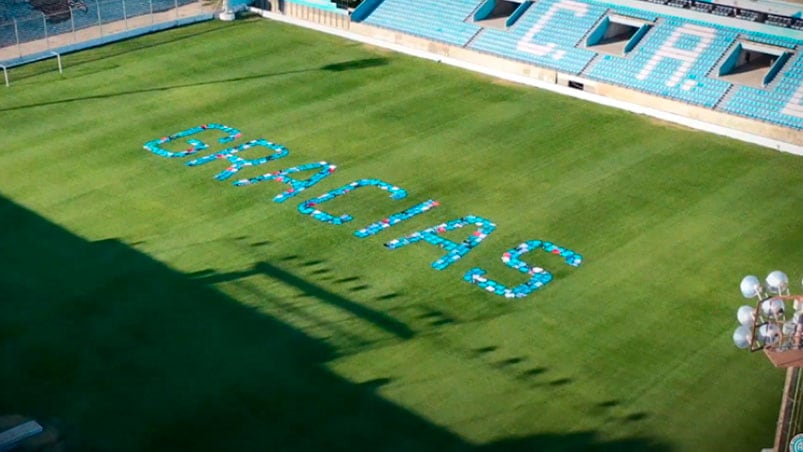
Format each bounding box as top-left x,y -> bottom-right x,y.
384,216 -> 496,270
464,240 -> 582,299
143,123 -> 241,158
186,139 -> 290,181
298,179 -> 407,225
233,162 -> 338,203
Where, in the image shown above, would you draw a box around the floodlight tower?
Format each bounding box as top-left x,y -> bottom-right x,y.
733,270 -> 803,451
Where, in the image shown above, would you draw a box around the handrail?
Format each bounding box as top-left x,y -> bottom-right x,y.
50,50 -> 63,74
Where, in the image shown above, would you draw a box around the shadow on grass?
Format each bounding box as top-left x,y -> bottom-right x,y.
321,58 -> 388,72
2,20 -> 235,81
480,432 -> 669,452
254,260 -> 413,339
0,56 -> 389,113
189,259 -> 413,340
0,196 -> 671,451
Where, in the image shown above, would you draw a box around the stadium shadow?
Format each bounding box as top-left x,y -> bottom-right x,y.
0,56 -> 389,113
190,260 -> 414,340
3,20 -> 235,82
480,432 -> 670,452
0,196 -> 671,451
321,58 -> 388,72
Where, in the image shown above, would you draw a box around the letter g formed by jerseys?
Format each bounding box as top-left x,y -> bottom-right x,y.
143,123 -> 241,158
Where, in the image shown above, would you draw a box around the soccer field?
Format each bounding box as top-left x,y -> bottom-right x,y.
1,17 -> 802,451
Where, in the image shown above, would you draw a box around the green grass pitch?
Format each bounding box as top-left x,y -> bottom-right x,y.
1,17 -> 802,451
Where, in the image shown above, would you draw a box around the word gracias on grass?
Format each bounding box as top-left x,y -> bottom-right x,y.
144,123 -> 583,298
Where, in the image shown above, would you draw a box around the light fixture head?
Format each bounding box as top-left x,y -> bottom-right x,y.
761,298 -> 786,318
740,275 -> 762,299
783,321 -> 796,336
766,270 -> 789,294
733,325 -> 752,349
759,323 -> 781,346
737,305 -> 755,326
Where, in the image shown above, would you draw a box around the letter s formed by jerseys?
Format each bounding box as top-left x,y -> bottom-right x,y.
464,240 -> 582,298
143,123 -> 241,158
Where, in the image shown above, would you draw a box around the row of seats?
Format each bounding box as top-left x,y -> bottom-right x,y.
363,0 -> 481,46
360,0 -> 802,129
585,18 -> 734,107
723,53 -> 803,129
579,2 -> 801,123
286,0 -> 340,12
591,2 -> 656,20
469,0 -> 606,74
747,33 -> 797,49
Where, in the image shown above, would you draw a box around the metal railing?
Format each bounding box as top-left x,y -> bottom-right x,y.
0,0 -> 207,61
282,1 -> 350,30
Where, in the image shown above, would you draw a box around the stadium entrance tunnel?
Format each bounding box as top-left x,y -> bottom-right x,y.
472,0 -> 533,29
586,15 -> 653,56
717,41 -> 792,88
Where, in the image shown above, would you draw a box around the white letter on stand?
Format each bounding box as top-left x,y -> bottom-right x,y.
517,0 -> 588,59
636,23 -> 715,90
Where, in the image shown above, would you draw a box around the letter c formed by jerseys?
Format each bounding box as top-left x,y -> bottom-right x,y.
234,162 -> 338,203
464,240 -> 582,298
298,179 -> 407,225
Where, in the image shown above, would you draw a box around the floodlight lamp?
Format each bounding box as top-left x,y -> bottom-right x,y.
759,323 -> 781,346
766,270 -> 789,294
740,275 -> 762,299
737,305 -> 755,325
783,321 -> 796,337
761,298 -> 786,318
733,325 -> 752,349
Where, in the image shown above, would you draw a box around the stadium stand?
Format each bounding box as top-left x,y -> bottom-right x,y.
469,0 -> 605,73
284,0 -> 343,13
352,0 -> 803,130
362,0 -> 482,46
722,52 -> 803,128
584,18 -> 735,107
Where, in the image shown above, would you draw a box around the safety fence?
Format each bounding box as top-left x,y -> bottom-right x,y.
281,1 -> 350,30
0,0 -> 209,61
